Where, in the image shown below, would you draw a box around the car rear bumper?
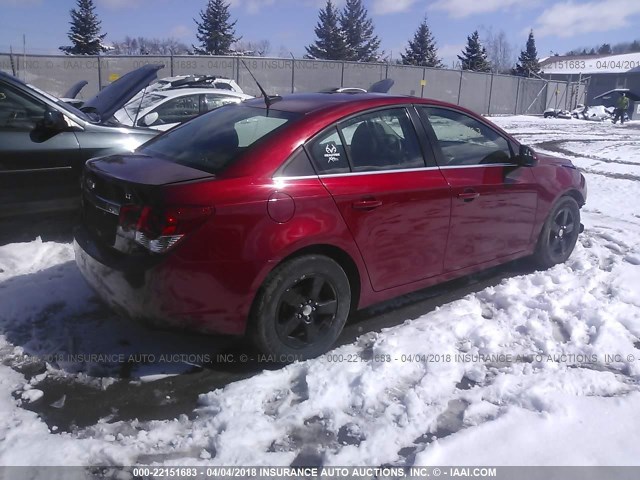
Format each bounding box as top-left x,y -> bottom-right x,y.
73,225 -> 248,335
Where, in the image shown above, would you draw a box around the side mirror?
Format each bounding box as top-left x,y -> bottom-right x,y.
139,112 -> 159,127
517,144 -> 536,167
42,110 -> 68,131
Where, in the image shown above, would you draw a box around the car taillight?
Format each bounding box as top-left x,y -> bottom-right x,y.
117,205 -> 213,253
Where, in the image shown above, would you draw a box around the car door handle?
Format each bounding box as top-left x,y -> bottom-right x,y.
352,199 -> 383,210
457,190 -> 480,202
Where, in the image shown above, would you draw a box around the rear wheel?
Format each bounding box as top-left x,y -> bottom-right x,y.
533,196 -> 580,269
250,255 -> 351,360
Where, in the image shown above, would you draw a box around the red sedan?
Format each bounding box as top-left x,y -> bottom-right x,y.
74,93 -> 587,358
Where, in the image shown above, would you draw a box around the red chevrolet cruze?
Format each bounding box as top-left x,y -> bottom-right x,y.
74,93 -> 587,358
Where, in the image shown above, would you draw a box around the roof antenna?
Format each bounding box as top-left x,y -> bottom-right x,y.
240,59 -> 281,110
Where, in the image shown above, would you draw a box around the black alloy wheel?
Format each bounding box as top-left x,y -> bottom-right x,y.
250,255 -> 351,359
275,274 -> 339,349
548,206 -> 577,262
533,196 -> 581,269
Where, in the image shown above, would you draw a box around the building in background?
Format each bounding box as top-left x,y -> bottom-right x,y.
541,52 -> 640,116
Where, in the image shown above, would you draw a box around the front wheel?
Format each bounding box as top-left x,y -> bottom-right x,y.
250,255 -> 351,360
533,196 -> 581,269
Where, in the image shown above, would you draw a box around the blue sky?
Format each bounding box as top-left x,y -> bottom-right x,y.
1,0 -> 640,65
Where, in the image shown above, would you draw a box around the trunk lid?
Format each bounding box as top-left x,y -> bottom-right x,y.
86,154 -> 214,186
82,154 -> 214,250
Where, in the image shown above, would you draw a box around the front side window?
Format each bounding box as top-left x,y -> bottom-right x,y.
419,107 -> 512,166
139,105 -> 299,174
0,82 -> 46,130
124,93 -> 166,120
147,94 -> 200,126
339,108 -> 425,172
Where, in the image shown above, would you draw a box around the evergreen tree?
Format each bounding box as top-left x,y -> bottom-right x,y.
59,0 -> 107,55
193,0 -> 240,55
630,40 -> 640,53
306,0 -> 348,60
401,17 -> 442,68
457,30 -> 490,72
339,0 -> 381,62
598,43 -> 612,55
514,30 -> 540,77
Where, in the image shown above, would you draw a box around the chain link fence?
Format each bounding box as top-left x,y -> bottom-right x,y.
0,53 -> 586,115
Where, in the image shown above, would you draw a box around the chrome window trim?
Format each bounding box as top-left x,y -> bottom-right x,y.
272,163 -> 517,181
320,166 -> 440,178
438,163 -> 518,170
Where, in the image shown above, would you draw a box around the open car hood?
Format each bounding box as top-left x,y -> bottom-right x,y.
82,64 -> 164,122
593,88 -> 640,102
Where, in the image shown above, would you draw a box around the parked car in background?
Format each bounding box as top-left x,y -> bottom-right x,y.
126,74 -> 243,105
321,87 -> 368,94
75,92 -> 587,359
114,88 -> 252,131
0,65 -> 161,218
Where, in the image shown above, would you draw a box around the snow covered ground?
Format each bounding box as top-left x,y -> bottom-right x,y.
0,116 -> 639,468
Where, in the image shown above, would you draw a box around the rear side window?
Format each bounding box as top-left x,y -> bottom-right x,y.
307,127 -> 350,174
418,107 -> 512,166
139,105 -> 300,174
275,147 -> 316,177
202,93 -> 242,112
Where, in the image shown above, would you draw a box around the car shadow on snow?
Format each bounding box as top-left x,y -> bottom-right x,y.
0,255 -> 536,432
0,212 -> 77,247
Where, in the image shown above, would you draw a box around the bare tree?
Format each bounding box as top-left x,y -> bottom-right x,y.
278,45 -> 291,58
482,28 -> 515,74
110,37 -> 190,55
232,39 -> 271,56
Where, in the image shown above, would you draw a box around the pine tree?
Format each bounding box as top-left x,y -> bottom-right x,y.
59,0 -> 107,55
306,0 -> 348,60
630,40 -> 640,53
339,0 -> 381,62
457,30 -> 491,72
514,30 -> 540,77
193,0 -> 240,55
401,17 -> 442,68
598,43 -> 612,55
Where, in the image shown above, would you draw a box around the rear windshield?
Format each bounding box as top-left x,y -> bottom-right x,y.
139,105 -> 300,174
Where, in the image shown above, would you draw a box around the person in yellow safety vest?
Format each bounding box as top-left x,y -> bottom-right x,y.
613,92 -> 629,124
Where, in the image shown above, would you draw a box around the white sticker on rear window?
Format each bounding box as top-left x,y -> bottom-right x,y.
324,142 -> 341,163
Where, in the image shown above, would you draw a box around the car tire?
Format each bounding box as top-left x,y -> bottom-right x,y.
532,196 -> 580,269
249,255 -> 351,360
